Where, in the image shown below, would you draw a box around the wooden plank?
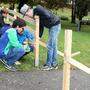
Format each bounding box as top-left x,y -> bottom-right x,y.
8,14 -> 34,32
69,58 -> 90,74
9,9 -> 23,18
9,9 -> 35,23
39,40 -> 64,57
39,39 -> 79,57
71,51 -> 80,57
63,61 -> 71,90
34,16 -> 39,66
62,30 -> 72,90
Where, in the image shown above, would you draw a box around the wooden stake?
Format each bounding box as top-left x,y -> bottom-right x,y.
34,16 -> 39,66
62,30 -> 72,90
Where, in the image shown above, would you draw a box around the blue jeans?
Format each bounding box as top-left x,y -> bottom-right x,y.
46,24 -> 61,67
2,48 -> 25,65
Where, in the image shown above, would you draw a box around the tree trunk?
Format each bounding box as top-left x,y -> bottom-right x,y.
71,0 -> 76,23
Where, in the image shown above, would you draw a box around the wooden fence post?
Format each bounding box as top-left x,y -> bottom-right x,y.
62,30 -> 72,90
34,16 -> 39,67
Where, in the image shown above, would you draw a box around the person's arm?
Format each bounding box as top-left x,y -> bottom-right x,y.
39,22 -> 44,38
24,29 -> 35,43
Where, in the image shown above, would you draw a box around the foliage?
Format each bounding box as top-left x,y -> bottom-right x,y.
76,0 -> 88,20
42,0 -> 66,9
61,16 -> 69,20
0,0 -> 67,9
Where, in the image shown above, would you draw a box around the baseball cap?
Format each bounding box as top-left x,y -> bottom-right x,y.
20,4 -> 29,15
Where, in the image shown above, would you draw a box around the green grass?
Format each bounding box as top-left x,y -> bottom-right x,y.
0,7 -> 90,71
37,21 -> 90,68
61,21 -> 90,67
17,20 -> 90,72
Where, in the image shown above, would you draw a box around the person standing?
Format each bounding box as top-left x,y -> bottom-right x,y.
20,4 -> 61,70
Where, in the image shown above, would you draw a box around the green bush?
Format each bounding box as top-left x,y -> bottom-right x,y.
61,16 -> 69,21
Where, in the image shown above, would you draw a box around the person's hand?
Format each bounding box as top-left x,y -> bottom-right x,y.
23,39 -> 29,45
23,41 -> 28,45
23,44 -> 30,52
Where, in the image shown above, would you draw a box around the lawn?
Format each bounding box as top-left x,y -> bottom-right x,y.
61,21 -> 90,67
0,7 -> 90,71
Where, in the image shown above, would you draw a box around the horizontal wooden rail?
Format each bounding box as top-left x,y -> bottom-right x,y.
71,51 -> 80,57
9,9 -> 35,23
39,40 -> 80,57
69,58 -> 90,74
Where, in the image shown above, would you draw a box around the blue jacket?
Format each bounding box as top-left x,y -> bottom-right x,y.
0,25 -> 34,44
0,28 -> 23,57
17,28 -> 34,44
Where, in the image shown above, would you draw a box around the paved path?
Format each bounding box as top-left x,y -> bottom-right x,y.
0,69 -> 90,90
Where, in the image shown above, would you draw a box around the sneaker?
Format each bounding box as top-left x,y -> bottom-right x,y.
0,59 -> 17,72
15,61 -> 21,65
4,64 -> 17,72
0,59 -> 9,67
42,65 -> 53,71
52,65 -> 58,70
0,59 -> 7,64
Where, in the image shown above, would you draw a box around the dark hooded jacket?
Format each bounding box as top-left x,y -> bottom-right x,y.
33,5 -> 60,37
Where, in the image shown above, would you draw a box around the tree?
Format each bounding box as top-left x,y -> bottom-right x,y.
71,0 -> 76,23
76,0 -> 88,21
75,0 -> 88,31
41,0 -> 66,9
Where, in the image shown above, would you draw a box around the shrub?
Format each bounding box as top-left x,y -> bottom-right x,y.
61,16 -> 69,21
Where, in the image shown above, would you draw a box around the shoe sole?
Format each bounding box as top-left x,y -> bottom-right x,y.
42,67 -> 58,71
5,65 -> 17,72
0,59 -> 17,72
53,67 -> 58,70
41,67 -> 53,71
0,59 -> 7,66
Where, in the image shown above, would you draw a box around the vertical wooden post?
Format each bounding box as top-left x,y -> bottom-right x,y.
62,30 -> 72,90
14,9 -> 17,19
4,8 -> 10,23
34,16 -> 39,66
